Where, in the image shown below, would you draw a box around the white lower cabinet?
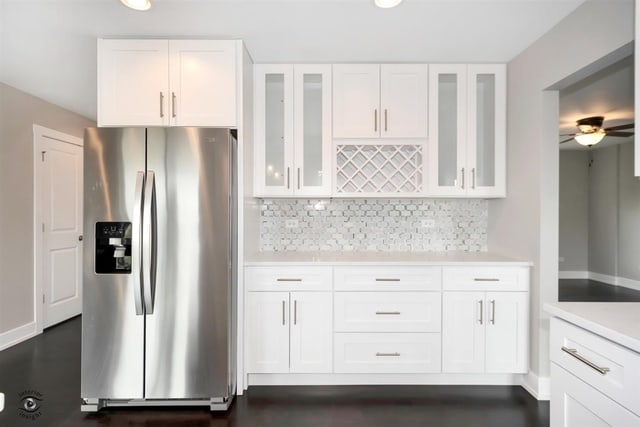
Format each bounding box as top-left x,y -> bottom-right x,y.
442,291 -> 528,373
246,291 -> 332,374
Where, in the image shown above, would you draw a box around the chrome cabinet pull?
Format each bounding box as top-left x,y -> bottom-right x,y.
297,168 -> 301,190
461,168 -> 465,189
376,352 -> 400,357
472,168 -> 476,189
561,347 -> 610,375
384,109 -> 388,132
474,278 -> 500,282
294,300 -> 297,325
159,92 -> 164,118
375,278 -> 400,282
282,300 -> 286,325
477,300 -> 483,324
374,109 -> 378,132
375,311 -> 401,315
171,92 -> 177,118
287,167 -> 290,189
276,278 -> 302,282
490,300 -> 495,324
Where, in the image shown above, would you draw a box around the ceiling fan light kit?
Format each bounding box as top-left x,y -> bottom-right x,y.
574,130 -> 606,146
374,0 -> 403,8
120,0 -> 151,11
559,115 -> 634,147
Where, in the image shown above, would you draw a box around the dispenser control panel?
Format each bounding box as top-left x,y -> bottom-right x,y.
95,221 -> 132,274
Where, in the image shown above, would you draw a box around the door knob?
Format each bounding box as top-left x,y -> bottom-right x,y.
78,235 -> 84,241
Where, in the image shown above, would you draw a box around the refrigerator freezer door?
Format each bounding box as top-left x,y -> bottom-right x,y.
81,128 -> 146,399
144,128 -> 234,399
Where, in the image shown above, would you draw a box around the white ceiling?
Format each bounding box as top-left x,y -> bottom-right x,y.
0,0 -> 593,120
559,54 -> 634,151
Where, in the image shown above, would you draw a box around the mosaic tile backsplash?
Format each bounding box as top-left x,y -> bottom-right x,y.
260,199 -> 488,252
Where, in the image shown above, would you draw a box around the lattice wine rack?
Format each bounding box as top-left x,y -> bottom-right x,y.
335,144 -> 424,194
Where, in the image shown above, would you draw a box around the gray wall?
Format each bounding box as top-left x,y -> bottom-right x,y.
617,142 -> 640,281
559,151 -> 589,272
488,0 -> 633,384
0,83 -> 94,334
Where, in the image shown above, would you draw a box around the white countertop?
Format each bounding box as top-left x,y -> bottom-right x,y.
545,302 -> 640,353
245,251 -> 533,266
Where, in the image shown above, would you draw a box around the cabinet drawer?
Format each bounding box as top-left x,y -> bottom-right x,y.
334,266 -> 441,291
334,333 -> 441,373
334,292 -> 441,332
245,266 -> 332,291
550,317 -> 640,416
442,267 -> 528,291
551,363 -> 640,426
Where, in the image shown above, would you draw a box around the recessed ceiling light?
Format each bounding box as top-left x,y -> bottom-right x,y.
120,0 -> 151,11
375,0 -> 403,8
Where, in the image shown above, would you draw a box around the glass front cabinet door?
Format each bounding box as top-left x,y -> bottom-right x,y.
428,64 -> 506,197
254,64 -> 332,196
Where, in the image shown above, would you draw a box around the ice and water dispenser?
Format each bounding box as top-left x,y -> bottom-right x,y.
95,222 -> 132,274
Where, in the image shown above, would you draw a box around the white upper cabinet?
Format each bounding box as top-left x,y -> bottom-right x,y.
98,39 -> 238,127
254,64 -> 332,197
333,64 -> 428,139
428,64 -> 506,197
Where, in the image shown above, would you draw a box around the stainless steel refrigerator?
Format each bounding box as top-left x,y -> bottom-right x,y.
81,127 -> 237,411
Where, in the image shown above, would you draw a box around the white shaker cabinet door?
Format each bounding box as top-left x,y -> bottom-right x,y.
169,40 -> 237,127
332,64 -> 380,138
98,39 -> 169,127
442,291 -> 485,373
246,292 -> 290,373
380,64 -> 428,138
485,292 -> 528,373
289,292 -> 333,373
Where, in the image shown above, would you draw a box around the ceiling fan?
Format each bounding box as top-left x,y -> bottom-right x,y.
559,116 -> 634,147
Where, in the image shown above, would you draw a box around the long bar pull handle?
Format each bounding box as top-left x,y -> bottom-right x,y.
461,168 -> 465,189
282,301 -> 286,326
132,172 -> 145,316
287,167 -> 290,189
474,278 -> 500,282
294,300 -> 297,325
561,347 -> 610,375
477,300 -> 483,324
490,300 -> 495,324
374,109 -> 378,132
376,352 -> 400,357
384,109 -> 388,132
159,92 -> 164,118
277,278 -> 302,282
297,168 -> 301,190
375,278 -> 400,282
142,171 -> 157,314
171,92 -> 176,118
376,311 -> 401,315
472,168 -> 476,189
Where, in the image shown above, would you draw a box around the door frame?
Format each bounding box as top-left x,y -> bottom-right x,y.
33,124 -> 84,333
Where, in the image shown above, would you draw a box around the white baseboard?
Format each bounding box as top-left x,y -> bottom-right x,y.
248,373 -> 524,386
0,321 -> 38,352
559,271 -> 640,292
520,372 -> 550,401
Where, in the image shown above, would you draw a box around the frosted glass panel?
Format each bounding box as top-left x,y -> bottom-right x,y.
438,74 -> 458,187
303,74 -> 323,187
476,74 -> 495,187
265,74 -> 285,187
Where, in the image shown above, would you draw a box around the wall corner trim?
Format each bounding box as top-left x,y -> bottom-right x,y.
0,321 -> 38,352
521,371 -> 550,401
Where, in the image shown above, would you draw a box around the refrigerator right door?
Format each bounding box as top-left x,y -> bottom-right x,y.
144,128 -> 234,400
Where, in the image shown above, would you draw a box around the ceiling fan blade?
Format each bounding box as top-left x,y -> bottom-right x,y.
605,131 -> 634,137
560,133 -> 577,137
559,138 -> 575,144
604,123 -> 634,132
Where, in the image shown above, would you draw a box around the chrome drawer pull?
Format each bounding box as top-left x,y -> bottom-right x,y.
375,311 -> 401,315
561,347 -> 610,375
375,278 -> 400,282
474,278 -> 500,282
376,352 -> 400,357
277,278 -> 302,282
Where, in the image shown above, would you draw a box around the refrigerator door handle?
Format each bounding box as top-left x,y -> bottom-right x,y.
142,170 -> 157,314
132,171 -> 145,316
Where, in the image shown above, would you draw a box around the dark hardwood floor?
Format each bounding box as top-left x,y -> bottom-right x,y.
559,278 -> 640,302
0,316 -> 549,427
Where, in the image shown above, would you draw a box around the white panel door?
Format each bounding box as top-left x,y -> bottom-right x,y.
332,64 -> 380,138
40,134 -> 83,328
289,292 -> 333,373
169,40 -> 237,127
98,39 -> 169,126
380,64 -> 428,138
246,292 -> 290,373
485,292 -> 528,373
442,291 -> 485,373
